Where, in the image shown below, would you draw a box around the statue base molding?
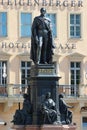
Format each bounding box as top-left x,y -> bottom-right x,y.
12,125 -> 76,130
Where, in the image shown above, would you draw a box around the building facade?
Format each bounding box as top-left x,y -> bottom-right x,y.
0,0 -> 87,130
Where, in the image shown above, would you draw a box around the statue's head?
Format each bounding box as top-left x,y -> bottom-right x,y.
59,93 -> 64,99
45,92 -> 51,99
40,8 -> 46,15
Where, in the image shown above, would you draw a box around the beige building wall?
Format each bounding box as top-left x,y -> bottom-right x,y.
0,0 -> 87,130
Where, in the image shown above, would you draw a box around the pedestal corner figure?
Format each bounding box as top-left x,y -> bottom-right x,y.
30,8 -> 55,64
59,93 -> 74,124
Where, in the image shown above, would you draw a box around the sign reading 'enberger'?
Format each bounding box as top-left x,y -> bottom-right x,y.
0,0 -> 83,7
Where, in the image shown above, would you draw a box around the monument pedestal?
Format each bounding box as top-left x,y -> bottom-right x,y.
29,64 -> 61,124
12,125 -> 76,130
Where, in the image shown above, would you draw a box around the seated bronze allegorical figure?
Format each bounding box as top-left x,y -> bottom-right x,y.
39,92 -> 58,124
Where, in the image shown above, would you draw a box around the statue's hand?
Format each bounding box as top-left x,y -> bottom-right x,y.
35,36 -> 39,45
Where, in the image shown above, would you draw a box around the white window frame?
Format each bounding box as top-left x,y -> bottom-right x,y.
46,13 -> 57,38
0,12 -> 8,38
70,62 -> 81,85
68,13 -> 82,39
19,12 -> 32,38
21,61 -> 31,85
70,61 -> 81,96
81,112 -> 87,130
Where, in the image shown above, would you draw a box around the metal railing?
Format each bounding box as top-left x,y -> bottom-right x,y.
58,85 -> 87,97
0,84 -> 87,98
0,84 -> 28,97
58,85 -> 79,97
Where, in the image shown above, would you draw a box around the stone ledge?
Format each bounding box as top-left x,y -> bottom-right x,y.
12,125 -> 76,130
39,125 -> 62,130
11,125 -> 25,130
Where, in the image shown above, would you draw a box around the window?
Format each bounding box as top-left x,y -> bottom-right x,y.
0,12 -> 7,37
21,61 -> 31,85
70,62 -> 81,96
70,14 -> 81,38
82,117 -> 87,130
46,13 -> 56,37
0,61 -> 7,85
20,13 -> 32,37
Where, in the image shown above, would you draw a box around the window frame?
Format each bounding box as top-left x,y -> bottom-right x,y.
46,13 -> 57,38
81,113 -> 87,130
20,12 -> 32,38
69,13 -> 82,39
21,61 -> 31,85
69,61 -> 81,96
70,62 -> 81,85
0,12 -> 7,37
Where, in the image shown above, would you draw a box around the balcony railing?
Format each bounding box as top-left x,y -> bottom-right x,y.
0,84 -> 87,98
58,85 -> 79,97
0,84 -> 28,97
58,85 -> 87,97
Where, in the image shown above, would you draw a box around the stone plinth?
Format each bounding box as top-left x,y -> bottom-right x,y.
12,125 -> 76,130
11,125 -> 25,130
62,125 -> 76,130
26,125 -> 40,130
40,125 -> 62,130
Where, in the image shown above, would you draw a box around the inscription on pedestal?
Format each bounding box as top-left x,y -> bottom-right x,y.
38,68 -> 54,75
30,64 -> 56,77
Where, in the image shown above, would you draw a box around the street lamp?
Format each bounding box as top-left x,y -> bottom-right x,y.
3,63 -> 7,84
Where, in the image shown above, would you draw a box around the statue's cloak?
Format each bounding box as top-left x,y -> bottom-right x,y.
30,16 -> 54,64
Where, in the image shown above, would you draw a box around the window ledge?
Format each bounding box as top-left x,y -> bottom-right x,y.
0,36 -> 9,40
68,37 -> 83,41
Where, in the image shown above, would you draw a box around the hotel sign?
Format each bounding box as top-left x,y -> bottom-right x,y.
0,42 -> 76,49
34,0 -> 83,7
0,42 -> 76,54
0,0 -> 83,7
